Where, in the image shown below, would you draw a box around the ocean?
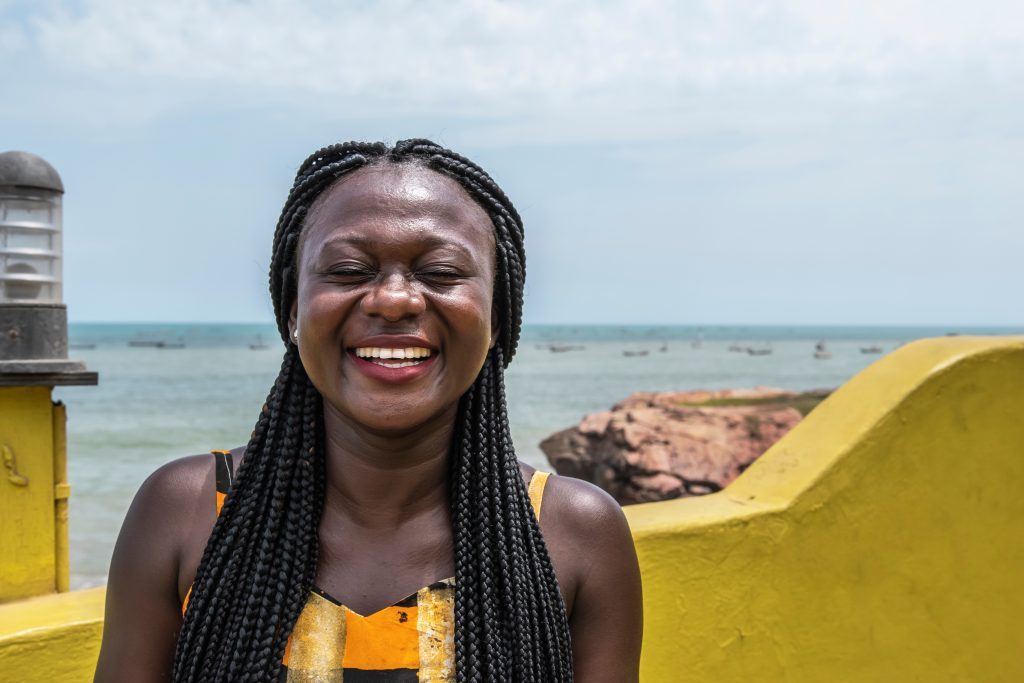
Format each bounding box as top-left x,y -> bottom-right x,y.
58,322 -> 1023,588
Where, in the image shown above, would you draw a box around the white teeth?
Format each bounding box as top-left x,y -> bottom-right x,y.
369,359 -> 421,368
353,346 -> 434,360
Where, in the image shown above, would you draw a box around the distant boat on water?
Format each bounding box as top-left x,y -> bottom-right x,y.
622,349 -> 649,357
746,343 -> 772,356
728,344 -> 745,353
249,335 -> 270,350
860,345 -> 883,354
546,344 -> 584,353
69,343 -> 96,350
814,340 -> 832,360
128,338 -> 185,349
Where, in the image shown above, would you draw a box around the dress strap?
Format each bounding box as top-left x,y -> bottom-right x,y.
212,449 -> 234,515
527,470 -> 551,521
183,450 -> 235,616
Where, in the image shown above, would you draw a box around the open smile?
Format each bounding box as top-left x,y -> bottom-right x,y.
347,346 -> 439,383
353,345 -> 433,367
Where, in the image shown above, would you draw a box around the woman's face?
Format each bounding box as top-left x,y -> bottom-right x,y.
292,163 -> 498,434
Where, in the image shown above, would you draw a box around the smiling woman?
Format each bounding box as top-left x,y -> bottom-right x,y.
93,140 -> 642,682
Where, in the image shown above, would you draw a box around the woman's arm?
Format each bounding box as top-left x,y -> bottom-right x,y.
543,476 -> 644,682
94,456 -> 209,682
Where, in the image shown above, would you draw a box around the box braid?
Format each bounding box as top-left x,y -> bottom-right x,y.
172,140 -> 572,681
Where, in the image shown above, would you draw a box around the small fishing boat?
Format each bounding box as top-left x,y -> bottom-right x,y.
249,335 -> 269,350
814,340 -> 831,359
622,350 -> 649,357
860,345 -> 883,354
129,338 -> 185,349
746,345 -> 772,356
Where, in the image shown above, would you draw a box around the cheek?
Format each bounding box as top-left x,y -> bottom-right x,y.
298,282 -> 352,324
294,285 -> 357,378
448,287 -> 496,367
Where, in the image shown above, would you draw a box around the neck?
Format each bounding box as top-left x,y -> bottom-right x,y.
321,402 -> 457,528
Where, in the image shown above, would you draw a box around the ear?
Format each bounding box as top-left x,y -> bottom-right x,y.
288,300 -> 298,345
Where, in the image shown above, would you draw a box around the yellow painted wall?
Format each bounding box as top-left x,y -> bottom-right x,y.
627,336 -> 1024,682
1,337 -> 1022,681
0,588 -> 103,681
0,387 -> 57,602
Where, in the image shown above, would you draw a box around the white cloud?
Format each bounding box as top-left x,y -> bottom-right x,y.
5,1 -> 1021,324
18,0 -> 1024,108
1,0 -> 1020,151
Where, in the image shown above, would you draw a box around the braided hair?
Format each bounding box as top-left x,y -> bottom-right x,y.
173,140 -> 573,681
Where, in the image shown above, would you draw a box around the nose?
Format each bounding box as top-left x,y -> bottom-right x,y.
359,272 -> 426,321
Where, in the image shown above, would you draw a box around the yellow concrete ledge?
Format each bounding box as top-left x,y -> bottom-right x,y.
2,337 -> 1022,681
625,336 -> 1024,682
0,587 -> 104,681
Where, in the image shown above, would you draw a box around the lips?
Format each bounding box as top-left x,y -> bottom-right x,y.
347,349 -> 438,384
346,334 -> 439,384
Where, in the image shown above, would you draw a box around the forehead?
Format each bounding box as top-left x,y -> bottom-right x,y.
301,164 -> 496,257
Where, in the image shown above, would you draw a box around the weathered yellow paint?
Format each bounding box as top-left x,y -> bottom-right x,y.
626,336 -> 1024,682
1,337 -> 1023,681
0,387 -> 57,602
52,401 -> 71,593
0,587 -> 104,681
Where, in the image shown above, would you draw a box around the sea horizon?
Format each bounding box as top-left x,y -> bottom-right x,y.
69,321 -> 1024,345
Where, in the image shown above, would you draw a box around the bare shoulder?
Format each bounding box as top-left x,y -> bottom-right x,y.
94,451 -> 221,681
129,453 -> 216,553
539,471 -> 634,574
519,463 -> 643,681
519,462 -> 627,535
135,452 -> 212,510
517,463 -> 636,599
542,471 -> 625,525
114,452 -> 221,598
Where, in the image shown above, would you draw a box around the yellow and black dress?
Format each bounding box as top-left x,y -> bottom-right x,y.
183,450 -> 552,682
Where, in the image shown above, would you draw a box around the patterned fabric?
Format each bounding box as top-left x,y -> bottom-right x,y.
183,450 -> 551,682
280,580 -> 455,682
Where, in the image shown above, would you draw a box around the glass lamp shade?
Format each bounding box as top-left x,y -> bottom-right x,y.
0,189 -> 62,304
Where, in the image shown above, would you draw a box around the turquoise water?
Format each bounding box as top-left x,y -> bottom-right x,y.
59,323 -> 1023,587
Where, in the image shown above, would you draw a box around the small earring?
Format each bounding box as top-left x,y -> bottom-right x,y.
292,330 -> 299,344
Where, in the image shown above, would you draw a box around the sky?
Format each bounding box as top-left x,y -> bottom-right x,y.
2,0 -> 1022,325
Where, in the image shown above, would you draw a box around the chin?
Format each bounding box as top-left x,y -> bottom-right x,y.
340,398 -> 458,435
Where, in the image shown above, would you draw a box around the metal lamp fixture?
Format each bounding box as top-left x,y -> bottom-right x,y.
0,151 -> 95,386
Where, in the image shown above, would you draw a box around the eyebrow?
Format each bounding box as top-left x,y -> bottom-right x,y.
317,234 -> 477,259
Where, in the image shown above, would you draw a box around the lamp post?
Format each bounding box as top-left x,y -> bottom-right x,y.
0,151 -> 96,602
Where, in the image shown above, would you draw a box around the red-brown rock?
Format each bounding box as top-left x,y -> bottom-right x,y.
539,387 -> 817,505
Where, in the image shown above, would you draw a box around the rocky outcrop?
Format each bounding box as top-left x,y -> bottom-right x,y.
540,387 -> 827,505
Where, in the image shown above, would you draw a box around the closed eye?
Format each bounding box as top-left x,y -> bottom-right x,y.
324,268 -> 375,282
418,269 -> 464,284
